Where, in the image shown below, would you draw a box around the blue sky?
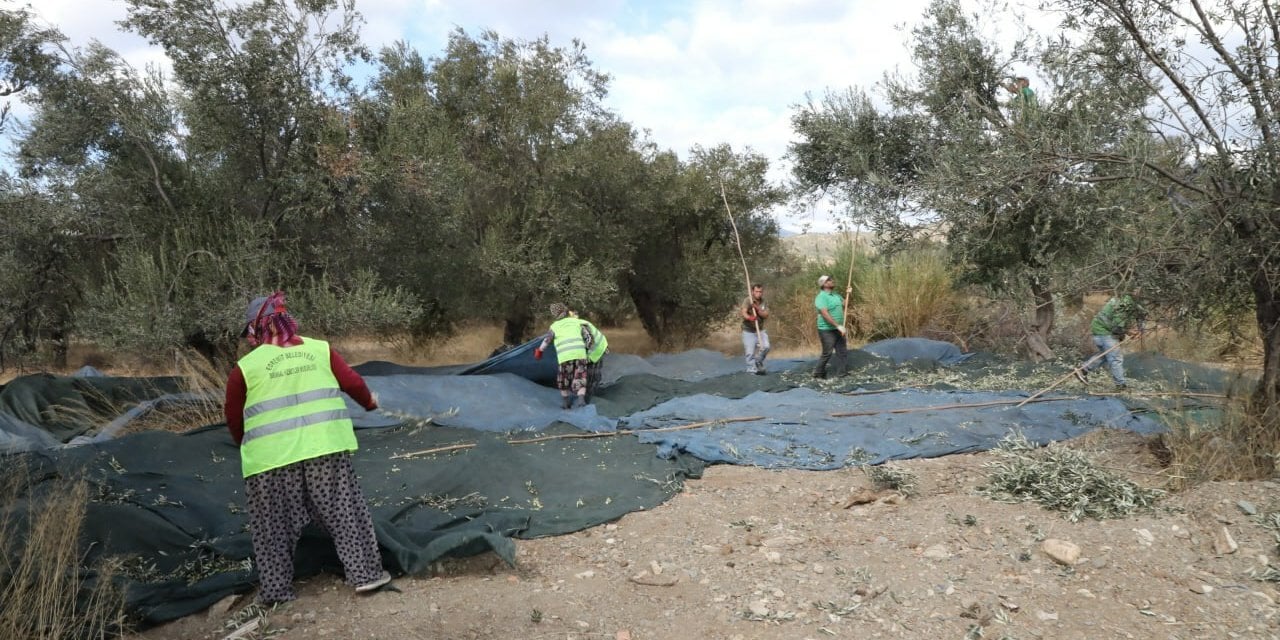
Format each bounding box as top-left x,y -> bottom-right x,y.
16,0 -> 1047,231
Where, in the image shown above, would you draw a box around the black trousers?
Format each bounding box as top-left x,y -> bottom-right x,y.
814,329 -> 848,378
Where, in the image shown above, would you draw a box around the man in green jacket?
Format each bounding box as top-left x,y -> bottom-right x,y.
1075,293 -> 1146,390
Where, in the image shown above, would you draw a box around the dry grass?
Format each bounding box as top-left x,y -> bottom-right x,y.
43,350 -> 228,437
0,462 -> 127,639
1155,392 -> 1280,489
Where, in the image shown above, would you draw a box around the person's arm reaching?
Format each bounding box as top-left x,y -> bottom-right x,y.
224,366 -> 246,446
330,348 -> 377,410
534,330 -> 554,360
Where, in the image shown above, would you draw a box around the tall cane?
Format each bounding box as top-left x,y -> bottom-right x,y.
842,225 -> 858,335
719,182 -> 761,358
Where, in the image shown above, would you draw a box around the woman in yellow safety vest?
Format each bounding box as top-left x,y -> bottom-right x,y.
534,302 -> 607,409
223,291 -> 390,604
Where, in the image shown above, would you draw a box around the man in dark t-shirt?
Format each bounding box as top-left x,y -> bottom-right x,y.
741,283 -> 770,375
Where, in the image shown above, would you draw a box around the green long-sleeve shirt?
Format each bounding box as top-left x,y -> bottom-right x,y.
1090,295 -> 1146,337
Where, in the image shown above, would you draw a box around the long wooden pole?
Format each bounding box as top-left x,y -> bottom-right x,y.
720,182 -> 761,356
390,416 -> 768,459
831,395 -> 1072,418
1015,339 -> 1125,407
843,225 -> 858,334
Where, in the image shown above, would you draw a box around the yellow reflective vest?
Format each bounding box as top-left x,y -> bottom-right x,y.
550,317 -> 588,363
236,337 -> 357,478
583,321 -> 608,363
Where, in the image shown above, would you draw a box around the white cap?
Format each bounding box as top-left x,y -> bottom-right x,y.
817,275 -> 832,287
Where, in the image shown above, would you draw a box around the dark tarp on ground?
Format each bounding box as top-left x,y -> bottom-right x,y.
0,373 -> 185,451
0,337 -> 1245,629
619,388 -> 1164,469
10,421 -> 705,626
858,338 -> 975,366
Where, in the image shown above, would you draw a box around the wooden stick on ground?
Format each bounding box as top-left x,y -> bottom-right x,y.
507,416 -> 767,445
390,443 -> 477,459
1016,339 -> 1125,408
831,395 -> 1073,418
391,416 -> 769,458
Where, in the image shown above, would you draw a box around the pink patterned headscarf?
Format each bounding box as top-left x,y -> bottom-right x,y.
244,290 -> 300,347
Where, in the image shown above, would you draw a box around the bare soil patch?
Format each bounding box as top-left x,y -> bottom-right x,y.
132,430 -> 1280,640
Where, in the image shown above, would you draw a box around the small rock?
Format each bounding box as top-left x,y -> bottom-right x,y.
812,563 -> 825,574
575,620 -> 590,629
290,613 -> 303,623
1042,539 -> 1081,566
206,594 -> 239,620
879,493 -> 903,505
1190,584 -> 1214,595
606,523 -> 618,531
1091,557 -> 1108,569
841,489 -> 878,508
629,571 -> 679,587
303,612 -> 316,623
999,600 -> 1019,611
765,551 -> 783,564
575,570 -> 595,579
616,631 -> 632,640
1037,610 -> 1059,621
1077,588 -> 1095,599
1214,527 -> 1239,555
748,600 -> 770,617
1133,528 -> 1154,546
922,544 -> 950,560
719,544 -> 734,555
763,535 -> 804,548
650,561 -> 663,575
1171,525 -> 1191,540
745,533 -> 763,547
1238,501 -> 1258,516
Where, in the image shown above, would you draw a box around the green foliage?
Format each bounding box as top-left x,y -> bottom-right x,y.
292,271 -> 424,339
1,5 -> 787,366
770,244 -> 960,347
1048,0 -> 1280,404
625,144 -> 784,346
979,433 -> 1163,521
860,247 -> 958,340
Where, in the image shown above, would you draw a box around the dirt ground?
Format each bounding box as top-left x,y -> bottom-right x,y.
131,429 -> 1280,640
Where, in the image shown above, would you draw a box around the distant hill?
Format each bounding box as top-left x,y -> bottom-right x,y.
780,231 -> 873,264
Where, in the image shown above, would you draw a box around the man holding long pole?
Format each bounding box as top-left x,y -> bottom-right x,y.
741,283 -> 770,375
814,275 -> 849,379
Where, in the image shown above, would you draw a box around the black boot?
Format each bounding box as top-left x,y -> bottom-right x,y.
561,395 -> 573,410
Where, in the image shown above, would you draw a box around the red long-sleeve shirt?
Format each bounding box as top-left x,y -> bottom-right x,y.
224,347 -> 377,446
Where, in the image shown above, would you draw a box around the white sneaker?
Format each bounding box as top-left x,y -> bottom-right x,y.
355,570 -> 391,593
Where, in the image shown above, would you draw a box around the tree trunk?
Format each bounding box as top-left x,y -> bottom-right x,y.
503,310 -> 534,347
1025,278 -> 1055,362
1250,271 -> 1280,424
627,283 -> 680,348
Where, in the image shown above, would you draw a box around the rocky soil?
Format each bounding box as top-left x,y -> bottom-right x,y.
133,430 -> 1280,640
